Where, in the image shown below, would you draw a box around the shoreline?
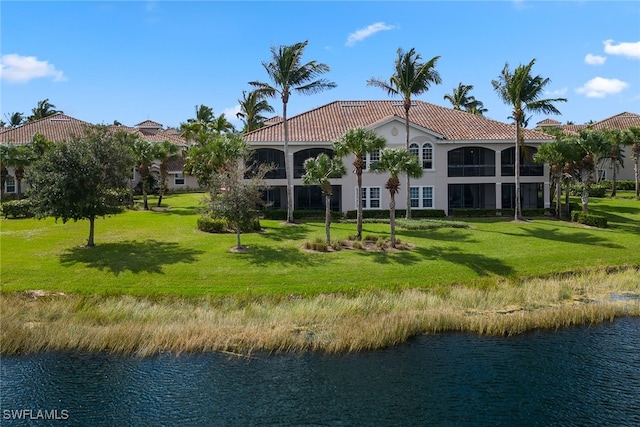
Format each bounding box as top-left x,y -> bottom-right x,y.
1,268 -> 639,357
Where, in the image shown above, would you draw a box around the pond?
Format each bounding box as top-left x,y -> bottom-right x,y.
2,317 -> 639,426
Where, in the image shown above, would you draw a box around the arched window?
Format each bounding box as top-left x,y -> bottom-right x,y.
500,146 -> 543,176
409,143 -> 419,157
294,148 -> 334,178
447,147 -> 495,177
246,148 -> 286,179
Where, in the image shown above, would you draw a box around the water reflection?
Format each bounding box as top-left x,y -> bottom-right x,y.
2,318 -> 639,426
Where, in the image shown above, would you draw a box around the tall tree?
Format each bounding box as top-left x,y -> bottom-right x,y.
210,113 -> 236,134
534,137 -> 573,218
601,129 -> 631,197
491,59 -> 566,221
131,138 -> 157,210
187,105 -> 215,124
443,83 -> 474,110
5,112 -> 25,127
302,153 -> 346,245
249,40 -> 337,223
371,147 -> 423,248
367,47 -> 441,220
28,99 -> 62,122
236,90 -> 275,132
571,129 -> 607,213
28,126 -> 133,247
155,140 -> 180,207
629,127 -> 640,198
333,127 -> 387,240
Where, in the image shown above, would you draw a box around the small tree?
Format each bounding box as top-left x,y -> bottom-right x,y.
3,144 -> 33,199
208,162 -> 271,251
371,148 -> 423,248
571,129 -> 607,213
629,127 -> 640,198
302,153 -> 346,245
28,125 -> 133,247
334,127 -> 387,240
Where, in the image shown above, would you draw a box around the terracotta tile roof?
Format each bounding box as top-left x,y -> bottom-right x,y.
536,118 -> 562,127
590,112 -> 640,131
264,116 -> 283,125
135,120 -> 163,128
243,100 -> 553,143
107,125 -> 186,145
0,113 -> 92,145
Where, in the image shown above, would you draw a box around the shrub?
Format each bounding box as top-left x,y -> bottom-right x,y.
1,199 -> 35,219
304,238 -> 329,252
197,217 -> 226,233
599,180 -> 635,191
571,212 -> 608,228
570,185 -> 607,198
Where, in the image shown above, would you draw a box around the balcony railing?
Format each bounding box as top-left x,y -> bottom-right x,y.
448,165 -> 495,177
501,164 -> 544,176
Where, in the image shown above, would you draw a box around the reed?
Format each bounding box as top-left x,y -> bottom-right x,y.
2,268 -> 638,356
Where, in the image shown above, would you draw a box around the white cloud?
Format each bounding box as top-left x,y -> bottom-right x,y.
223,105 -> 242,124
546,88 -> 568,97
576,77 -> 628,98
0,54 -> 66,83
603,40 -> 640,59
584,54 -> 606,65
346,22 -> 395,47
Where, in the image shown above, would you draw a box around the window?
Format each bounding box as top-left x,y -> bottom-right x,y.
448,147 -> 496,177
174,173 -> 185,185
5,176 -> 15,193
364,149 -> 380,171
422,143 -> 433,170
410,143 -> 434,170
410,186 -> 434,208
357,187 -> 381,209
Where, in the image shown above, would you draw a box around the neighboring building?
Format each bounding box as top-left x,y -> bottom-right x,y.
535,112 -> 640,182
0,114 -> 197,198
244,100 -> 554,215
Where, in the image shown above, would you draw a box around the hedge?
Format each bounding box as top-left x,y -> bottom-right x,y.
571,212 -> 608,228
261,209 -> 344,221
344,209 -> 446,220
599,180 -> 635,191
1,199 -> 35,219
451,208 -> 550,218
569,185 -> 607,198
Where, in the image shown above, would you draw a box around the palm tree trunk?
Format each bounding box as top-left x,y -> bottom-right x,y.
555,173 -> 562,218
404,107 -> 411,220
142,179 -> 149,210
389,192 -> 396,248
514,124 -> 522,221
87,216 -> 95,247
633,143 -> 639,197
236,227 -> 242,250
283,101 -> 294,223
356,169 -> 363,240
325,193 -> 331,245
611,163 -> 617,197
564,179 -> 571,218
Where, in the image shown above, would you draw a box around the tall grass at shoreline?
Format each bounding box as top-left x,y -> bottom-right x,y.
2,268 -> 638,356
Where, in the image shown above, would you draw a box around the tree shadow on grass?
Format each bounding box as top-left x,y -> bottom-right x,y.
59,240 -> 204,275
257,222 -> 313,242
353,249 -> 422,266
501,226 -> 625,249
398,228 -> 478,243
412,245 -> 515,278
235,244 -> 324,267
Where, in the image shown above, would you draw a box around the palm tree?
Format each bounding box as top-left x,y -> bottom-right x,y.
210,113 -> 236,134
334,127 -> 387,240
188,105 -> 215,124
237,90 -> 275,132
629,127 -> 640,198
371,148 -> 423,248
367,48 -> 441,220
491,59 -> 566,221
534,139 -> 569,218
28,99 -> 62,122
3,144 -> 33,199
155,140 -> 180,207
466,99 -> 488,116
302,153 -> 346,245
602,129 -> 632,197
131,138 -> 157,210
571,129 -> 607,213
249,40 -> 337,223
443,83 -> 474,110
5,112 -> 25,127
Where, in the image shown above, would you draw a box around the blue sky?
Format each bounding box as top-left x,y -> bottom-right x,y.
1,1 -> 639,130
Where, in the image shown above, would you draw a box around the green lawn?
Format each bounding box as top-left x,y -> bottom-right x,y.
1,193 -> 639,298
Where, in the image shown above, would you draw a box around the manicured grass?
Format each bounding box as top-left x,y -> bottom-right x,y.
1,193 -> 639,298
